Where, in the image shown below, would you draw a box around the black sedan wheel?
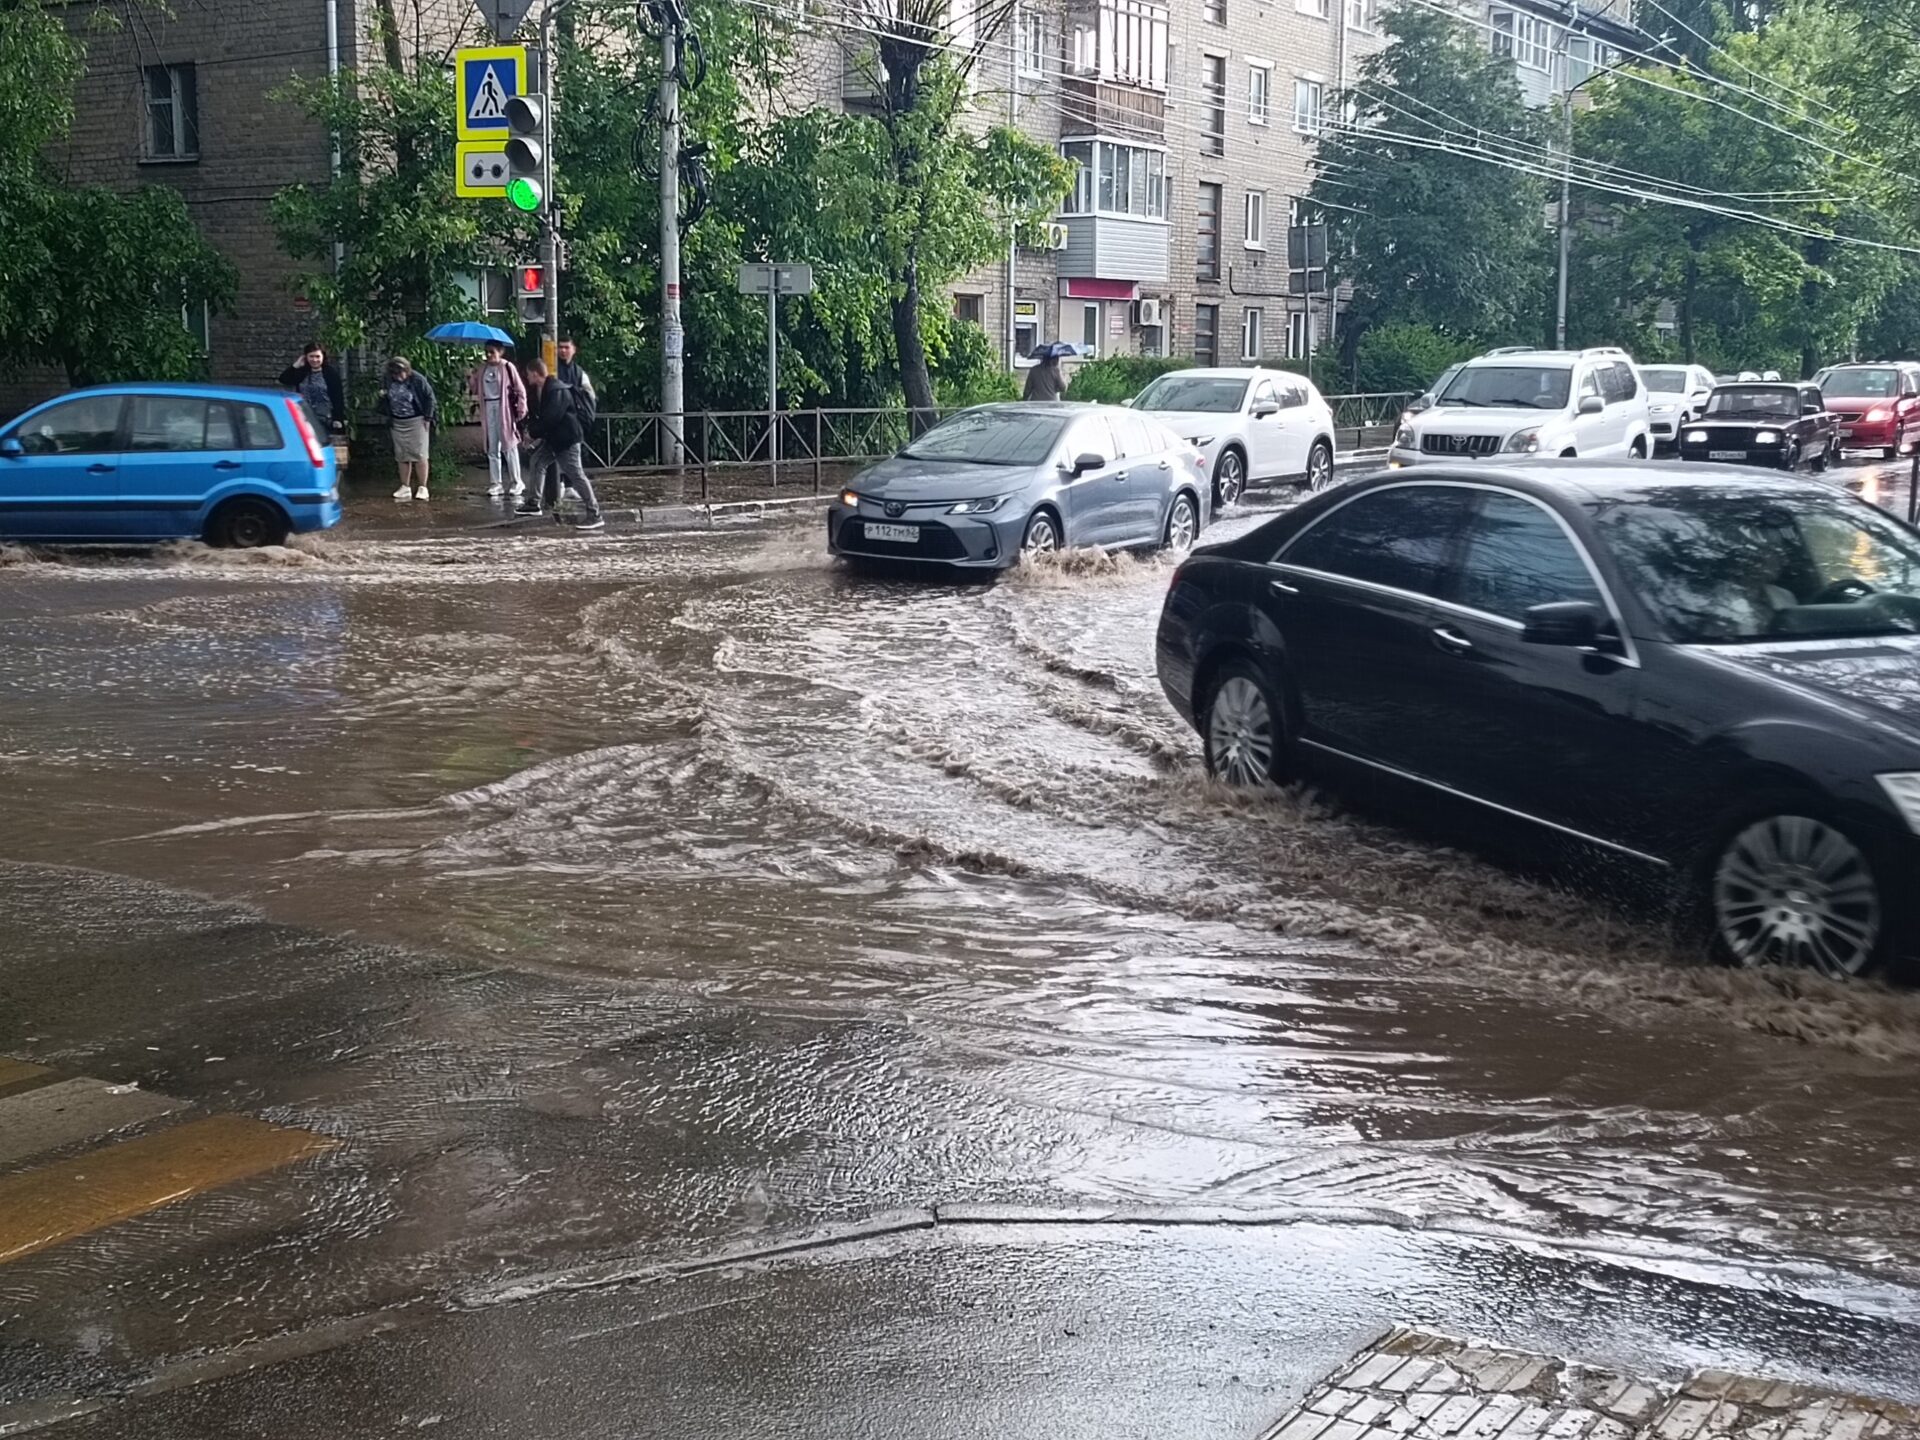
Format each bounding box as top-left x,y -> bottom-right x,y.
1202,663 -> 1284,787
1213,449 -> 1245,509
1709,814 -> 1884,978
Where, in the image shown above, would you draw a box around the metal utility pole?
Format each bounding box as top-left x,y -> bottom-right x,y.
1555,86 -> 1572,350
659,22 -> 685,465
539,5 -> 560,373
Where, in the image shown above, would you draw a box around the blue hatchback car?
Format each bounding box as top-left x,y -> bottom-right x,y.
0,384 -> 342,547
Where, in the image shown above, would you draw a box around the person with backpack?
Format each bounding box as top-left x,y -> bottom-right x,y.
515,358 -> 604,530
537,338 -> 598,510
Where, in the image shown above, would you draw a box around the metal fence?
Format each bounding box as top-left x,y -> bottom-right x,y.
585,393 -> 1418,496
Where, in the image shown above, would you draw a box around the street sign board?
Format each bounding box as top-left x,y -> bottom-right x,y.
456,46 -> 526,142
455,142 -> 510,198
478,0 -> 538,41
736,263 -> 815,295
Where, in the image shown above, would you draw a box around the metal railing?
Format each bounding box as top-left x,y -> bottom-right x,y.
583,393 -> 1419,498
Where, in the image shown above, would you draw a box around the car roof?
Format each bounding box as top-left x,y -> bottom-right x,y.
57,382 -> 292,401
1169,367 -> 1279,380
1358,460 -> 1841,507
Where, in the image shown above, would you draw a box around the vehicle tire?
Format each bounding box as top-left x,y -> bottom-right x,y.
206,497 -> 289,549
1693,808 -> 1896,980
1021,508 -> 1061,555
1559,449 -> 1578,459
1629,436 -> 1648,459
1200,660 -> 1289,788
1162,491 -> 1199,553
1212,447 -> 1246,509
1811,438 -> 1832,472
1304,440 -> 1334,492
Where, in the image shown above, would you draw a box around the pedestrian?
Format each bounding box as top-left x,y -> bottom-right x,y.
376,355 -> 437,502
539,337 -> 598,509
515,358 -> 604,530
466,340 -> 527,498
278,341 -> 344,438
1023,349 -> 1067,401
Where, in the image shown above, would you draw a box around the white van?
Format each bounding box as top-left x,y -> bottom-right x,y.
1390,347 -> 1653,465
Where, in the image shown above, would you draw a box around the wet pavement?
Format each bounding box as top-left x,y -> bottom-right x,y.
1,457 -> 1918,1432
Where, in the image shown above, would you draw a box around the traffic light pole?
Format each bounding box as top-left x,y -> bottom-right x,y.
659,21 -> 685,466
538,5 -> 560,373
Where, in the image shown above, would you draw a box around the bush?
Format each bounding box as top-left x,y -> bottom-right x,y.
1065,354 -> 1192,404
931,316 -> 1021,408
1353,324 -> 1476,395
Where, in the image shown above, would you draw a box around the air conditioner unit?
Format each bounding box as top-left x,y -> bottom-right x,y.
1044,222 -> 1069,251
1136,298 -> 1165,328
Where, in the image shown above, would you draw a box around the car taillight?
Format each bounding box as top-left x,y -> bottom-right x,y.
285,397 -> 327,467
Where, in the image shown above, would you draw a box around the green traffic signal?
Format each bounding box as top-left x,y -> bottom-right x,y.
507,177 -> 542,213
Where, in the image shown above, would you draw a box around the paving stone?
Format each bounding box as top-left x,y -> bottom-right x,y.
1598,1383 -> 1665,1424
1686,1374 -> 1743,1402
1348,1354 -> 1415,1390
1269,1409 -> 1338,1440
1494,1404 -> 1562,1440
1542,1409 -> 1602,1440
1428,1393 -> 1492,1435
1385,1361 -> 1446,1395
1311,1389 -> 1358,1417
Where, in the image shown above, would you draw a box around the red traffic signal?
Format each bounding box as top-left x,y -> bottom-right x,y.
515,264 -> 546,299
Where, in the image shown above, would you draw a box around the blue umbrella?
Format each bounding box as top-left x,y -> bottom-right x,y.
426,321 -> 515,346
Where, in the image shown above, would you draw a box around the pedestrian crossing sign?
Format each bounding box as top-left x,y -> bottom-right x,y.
456,46 -> 526,141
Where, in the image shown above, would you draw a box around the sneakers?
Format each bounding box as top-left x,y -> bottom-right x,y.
392,484 -> 413,502
487,481 -> 505,497
514,500 -> 542,517
413,489 -> 430,502
573,512 -> 606,532
509,480 -> 525,498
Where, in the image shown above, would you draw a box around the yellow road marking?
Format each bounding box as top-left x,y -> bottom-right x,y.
0,1058 -> 57,1100
0,1114 -> 335,1265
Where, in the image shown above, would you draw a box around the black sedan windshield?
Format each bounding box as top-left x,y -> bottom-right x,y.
901,410 -> 1065,465
1591,488 -> 1920,643
1438,366 -> 1571,410
1704,387 -> 1796,419
1136,376 -> 1250,414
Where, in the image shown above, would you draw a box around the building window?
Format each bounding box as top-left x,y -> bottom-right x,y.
1248,62 -> 1272,124
1081,302 -> 1101,356
1018,10 -> 1046,77
1491,9 -> 1551,70
1566,34 -> 1608,86
144,63 -> 199,160
181,301 -> 210,358
1091,0 -> 1170,89
1197,182 -> 1222,281
1293,77 -> 1325,135
1194,304 -> 1219,365
1296,0 -> 1329,15
1344,0 -> 1378,31
1060,140 -> 1167,219
1202,55 -> 1227,156
1203,0 -> 1225,23
1288,310 -> 1313,361
955,293 -> 985,327
1287,198 -> 1329,296
1244,190 -> 1266,249
1241,308 -> 1263,360
1014,300 -> 1040,358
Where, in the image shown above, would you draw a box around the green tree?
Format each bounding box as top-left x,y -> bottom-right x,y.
1309,2 -> 1552,354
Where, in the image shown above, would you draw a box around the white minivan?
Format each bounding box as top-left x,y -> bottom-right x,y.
1389,347 -> 1653,466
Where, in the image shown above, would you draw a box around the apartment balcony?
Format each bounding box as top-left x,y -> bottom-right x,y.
1059,214 -> 1168,287
1059,77 -> 1166,144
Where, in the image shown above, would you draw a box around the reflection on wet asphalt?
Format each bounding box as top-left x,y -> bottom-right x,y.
1,465 -> 1919,1393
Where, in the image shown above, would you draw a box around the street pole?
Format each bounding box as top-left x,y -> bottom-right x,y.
767,279 -> 779,483
539,3 -> 560,374
659,22 -> 685,466
1555,84 -> 1572,350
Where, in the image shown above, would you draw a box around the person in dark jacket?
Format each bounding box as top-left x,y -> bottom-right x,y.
375,356 -> 438,502
515,359 -> 603,530
278,342 -> 344,436
1022,351 -> 1067,401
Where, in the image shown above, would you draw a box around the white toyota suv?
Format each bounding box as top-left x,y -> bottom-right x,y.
1389,347 -> 1654,466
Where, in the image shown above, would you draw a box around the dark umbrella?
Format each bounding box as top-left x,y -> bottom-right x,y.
1031,342 -> 1080,360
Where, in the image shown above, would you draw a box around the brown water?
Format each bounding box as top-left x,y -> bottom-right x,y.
1,516 -> 1918,1331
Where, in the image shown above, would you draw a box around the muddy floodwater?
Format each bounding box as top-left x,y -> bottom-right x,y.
2,510 -> 1919,1389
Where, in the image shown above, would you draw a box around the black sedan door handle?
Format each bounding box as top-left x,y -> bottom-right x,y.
1270,575 -> 1300,596
1430,625 -> 1474,655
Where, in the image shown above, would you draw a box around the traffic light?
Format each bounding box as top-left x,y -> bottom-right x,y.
514,263 -> 545,323
504,91 -> 544,214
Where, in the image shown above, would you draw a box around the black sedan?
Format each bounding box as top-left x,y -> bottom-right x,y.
1677,383 -> 1838,471
1155,464 -> 1920,979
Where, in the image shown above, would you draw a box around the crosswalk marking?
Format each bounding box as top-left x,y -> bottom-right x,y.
0,1076 -> 185,1168
0,1112 -> 335,1266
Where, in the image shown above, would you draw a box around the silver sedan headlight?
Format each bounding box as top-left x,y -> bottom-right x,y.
948,495 -> 1009,515
1877,773 -> 1920,832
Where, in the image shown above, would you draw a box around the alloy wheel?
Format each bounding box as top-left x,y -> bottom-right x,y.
1712,815 -> 1882,977
1165,495 -> 1197,551
1306,444 -> 1333,492
1022,513 -> 1059,554
1215,451 -> 1244,507
1206,675 -> 1275,787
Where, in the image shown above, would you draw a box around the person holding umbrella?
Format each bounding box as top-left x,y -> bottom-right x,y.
1023,343 -> 1073,402
467,339 -> 527,498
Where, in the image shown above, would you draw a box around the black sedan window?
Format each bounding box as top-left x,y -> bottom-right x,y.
1449,494 -> 1604,622
1279,486 -> 1473,597
1591,490 -> 1920,643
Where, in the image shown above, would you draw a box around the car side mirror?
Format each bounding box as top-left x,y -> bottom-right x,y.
1121,396 -> 1136,407
0,437 -> 21,458
1803,402 -> 1822,415
1251,401 -> 1279,419
1578,395 -> 1605,416
1067,451 -> 1106,476
1523,600 -> 1603,648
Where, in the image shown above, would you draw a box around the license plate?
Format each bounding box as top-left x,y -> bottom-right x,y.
864,522 -> 919,543
1708,450 -> 1747,460
1839,427 -> 1855,437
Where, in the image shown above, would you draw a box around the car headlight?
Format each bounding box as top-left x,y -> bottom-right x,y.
1394,425 -> 1415,448
839,489 -> 860,508
1685,429 -> 1708,444
1866,406 -> 1891,422
948,495 -> 1008,514
1876,773 -> 1920,832
1187,434 -> 1216,448
1504,427 -> 1542,454
1754,430 -> 1780,444
1651,404 -> 1676,414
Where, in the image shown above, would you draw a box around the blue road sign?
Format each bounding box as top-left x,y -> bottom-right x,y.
456,46 -> 526,141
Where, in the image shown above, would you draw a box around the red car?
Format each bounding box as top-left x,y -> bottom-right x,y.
1812,361 -> 1920,459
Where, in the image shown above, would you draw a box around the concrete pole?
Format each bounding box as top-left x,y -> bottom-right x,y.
1556,86 -> 1572,350
768,280 -> 779,481
659,23 -> 685,465
540,4 -> 560,373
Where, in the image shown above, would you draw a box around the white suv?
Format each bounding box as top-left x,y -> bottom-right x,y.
1389,347 -> 1653,466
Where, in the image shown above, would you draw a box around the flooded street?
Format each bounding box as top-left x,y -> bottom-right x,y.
3,473 -> 1920,1430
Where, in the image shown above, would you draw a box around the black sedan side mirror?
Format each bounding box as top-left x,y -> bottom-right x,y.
1067,452 -> 1106,476
1522,600 -> 1603,647
1578,395 -> 1605,416
1803,402 -> 1823,415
